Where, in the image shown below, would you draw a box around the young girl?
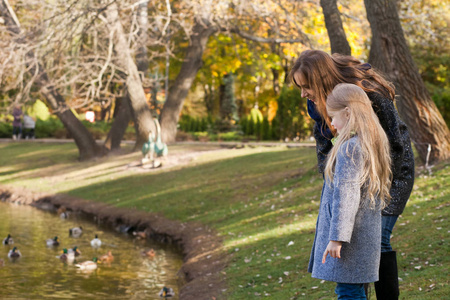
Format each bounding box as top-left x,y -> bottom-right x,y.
308,84 -> 392,299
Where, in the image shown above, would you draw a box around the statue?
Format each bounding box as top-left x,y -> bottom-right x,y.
142,119 -> 168,168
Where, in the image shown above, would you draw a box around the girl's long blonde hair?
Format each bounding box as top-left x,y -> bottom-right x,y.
324,84 -> 392,208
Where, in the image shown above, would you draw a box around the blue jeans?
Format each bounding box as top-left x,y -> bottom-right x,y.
12,126 -> 22,136
335,283 -> 366,299
381,215 -> 399,252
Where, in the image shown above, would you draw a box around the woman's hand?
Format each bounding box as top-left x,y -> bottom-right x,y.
322,240 -> 343,263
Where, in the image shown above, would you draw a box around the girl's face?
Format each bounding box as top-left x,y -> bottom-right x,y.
329,108 -> 349,135
294,72 -> 316,102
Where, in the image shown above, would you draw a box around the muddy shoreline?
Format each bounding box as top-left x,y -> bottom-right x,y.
0,186 -> 226,300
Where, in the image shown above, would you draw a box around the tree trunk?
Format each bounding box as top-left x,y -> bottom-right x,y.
0,0 -> 101,161
105,2 -> 155,151
365,0 -> 450,164
270,43 -> 281,95
104,1 -> 150,151
104,94 -> 132,151
320,0 -> 351,55
136,0 -> 149,77
40,85 -> 103,160
160,18 -> 218,143
271,67 -> 280,95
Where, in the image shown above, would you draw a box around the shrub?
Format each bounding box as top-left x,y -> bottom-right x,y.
35,117 -> 65,138
0,121 -> 12,138
275,86 -> 312,140
246,117 -> 254,136
255,118 -> 262,140
26,100 -> 50,121
218,131 -> 242,141
192,131 -> 210,142
262,117 -> 270,140
431,89 -> 450,128
271,117 -> 280,140
240,117 -> 248,135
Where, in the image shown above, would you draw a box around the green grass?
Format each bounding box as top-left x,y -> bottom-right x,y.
0,141 -> 448,299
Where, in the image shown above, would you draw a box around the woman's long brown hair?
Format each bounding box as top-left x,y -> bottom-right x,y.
288,50 -> 395,135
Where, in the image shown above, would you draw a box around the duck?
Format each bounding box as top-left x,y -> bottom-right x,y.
99,251 -> 114,264
68,246 -> 82,257
57,206 -> 69,219
46,236 -> 60,247
60,211 -> 69,219
132,230 -> 147,239
90,234 -> 102,248
142,248 -> 156,258
8,247 -> 21,259
69,226 -> 83,237
59,248 -> 75,262
159,287 -> 175,298
2,234 -> 13,245
57,206 -> 66,215
75,258 -> 98,270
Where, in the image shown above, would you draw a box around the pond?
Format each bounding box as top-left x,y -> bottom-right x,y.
0,202 -> 182,299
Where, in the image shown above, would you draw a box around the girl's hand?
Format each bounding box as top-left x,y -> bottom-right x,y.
322,241 -> 343,263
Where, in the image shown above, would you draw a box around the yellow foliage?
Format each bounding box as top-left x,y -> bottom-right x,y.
268,100 -> 278,122
234,60 -> 242,69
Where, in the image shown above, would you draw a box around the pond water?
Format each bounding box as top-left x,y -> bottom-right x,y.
0,202 -> 182,299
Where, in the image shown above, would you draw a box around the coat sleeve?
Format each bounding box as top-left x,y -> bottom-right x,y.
328,140 -> 363,243
369,93 -> 404,176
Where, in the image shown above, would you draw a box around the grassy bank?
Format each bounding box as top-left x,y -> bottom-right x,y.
0,141 -> 448,299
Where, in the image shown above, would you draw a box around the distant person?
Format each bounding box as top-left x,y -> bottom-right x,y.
307,83 -> 392,299
12,104 -> 23,140
290,50 -> 415,299
23,114 -> 36,139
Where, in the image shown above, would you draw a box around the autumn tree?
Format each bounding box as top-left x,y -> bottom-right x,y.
1,0 -> 175,155
160,15 -> 218,143
169,0 -> 314,140
105,0 -> 151,152
364,0 -> 450,164
103,1 -> 156,150
0,0 -> 102,160
320,0 -> 351,55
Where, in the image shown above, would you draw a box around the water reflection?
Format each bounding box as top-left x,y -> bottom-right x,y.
0,202 -> 182,299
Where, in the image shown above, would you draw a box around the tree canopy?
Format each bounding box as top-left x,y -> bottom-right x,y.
0,0 -> 448,162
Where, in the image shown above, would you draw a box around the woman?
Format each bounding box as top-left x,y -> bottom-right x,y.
289,50 -> 414,299
12,104 -> 23,140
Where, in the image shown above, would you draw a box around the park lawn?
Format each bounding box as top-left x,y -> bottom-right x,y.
0,142 -> 448,299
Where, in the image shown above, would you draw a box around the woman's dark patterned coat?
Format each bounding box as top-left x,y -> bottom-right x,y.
307,92 -> 415,216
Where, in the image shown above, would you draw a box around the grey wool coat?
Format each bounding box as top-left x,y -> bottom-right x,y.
308,91 -> 414,216
308,137 -> 382,284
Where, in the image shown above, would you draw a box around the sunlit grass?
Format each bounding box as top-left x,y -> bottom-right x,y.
225,218 -> 317,250
0,142 -> 448,299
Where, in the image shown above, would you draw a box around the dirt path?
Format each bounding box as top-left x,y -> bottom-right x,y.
0,186 -> 227,300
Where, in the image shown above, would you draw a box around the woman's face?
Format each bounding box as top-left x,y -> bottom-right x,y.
294,72 -> 316,102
